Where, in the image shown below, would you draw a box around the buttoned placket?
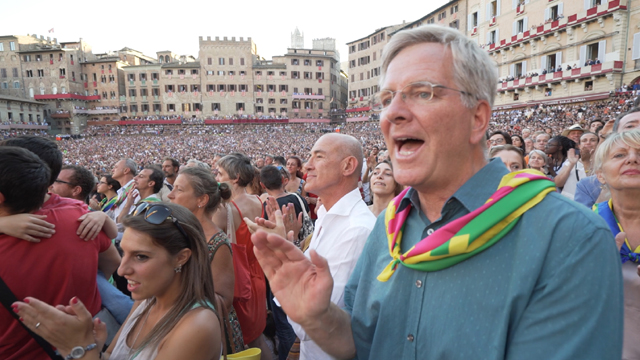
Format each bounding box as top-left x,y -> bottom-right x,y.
403,225 -> 435,359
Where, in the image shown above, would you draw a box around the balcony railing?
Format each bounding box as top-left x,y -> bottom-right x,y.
292,94 -> 325,100
497,61 -> 623,92
34,94 -> 101,101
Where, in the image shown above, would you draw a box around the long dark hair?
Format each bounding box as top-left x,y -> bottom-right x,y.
122,202 -> 218,353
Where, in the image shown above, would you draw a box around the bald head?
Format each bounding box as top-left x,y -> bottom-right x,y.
323,133 -> 364,180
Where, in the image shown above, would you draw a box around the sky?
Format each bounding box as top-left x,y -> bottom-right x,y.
1,0 -> 450,66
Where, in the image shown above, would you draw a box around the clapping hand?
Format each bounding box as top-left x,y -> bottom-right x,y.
12,297 -> 107,358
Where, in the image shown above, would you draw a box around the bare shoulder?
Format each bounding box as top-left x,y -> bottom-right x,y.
156,306 -> 221,360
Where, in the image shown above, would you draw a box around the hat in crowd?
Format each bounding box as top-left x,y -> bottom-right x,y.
561,124 -> 586,136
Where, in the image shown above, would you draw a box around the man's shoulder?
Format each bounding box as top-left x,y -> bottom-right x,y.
525,191 -> 609,234
41,193 -> 87,212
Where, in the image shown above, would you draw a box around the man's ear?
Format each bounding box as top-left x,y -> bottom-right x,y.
471,100 -> 491,146
0,192 -> 5,206
72,186 -> 83,198
342,156 -> 359,177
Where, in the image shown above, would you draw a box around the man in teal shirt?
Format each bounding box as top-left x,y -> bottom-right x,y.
251,25 -> 623,359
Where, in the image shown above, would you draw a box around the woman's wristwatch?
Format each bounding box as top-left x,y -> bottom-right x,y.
65,343 -> 97,359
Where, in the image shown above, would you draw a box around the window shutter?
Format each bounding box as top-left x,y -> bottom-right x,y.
523,17 -> 528,31
522,61 -> 527,75
598,40 -> 606,63
541,55 -> 547,72
468,14 -> 473,31
497,0 -> 501,15
556,52 -> 562,70
513,22 -> 517,36
510,64 -> 515,76
513,0 -> 518,10
580,45 -> 587,66
558,2 -> 564,15
632,33 -> 640,60
544,8 -> 550,21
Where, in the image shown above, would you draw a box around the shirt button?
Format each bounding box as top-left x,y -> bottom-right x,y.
415,280 -> 423,288
407,334 -> 414,342
427,228 -> 435,235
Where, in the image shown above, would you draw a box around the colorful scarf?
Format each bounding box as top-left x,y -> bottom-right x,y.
593,199 -> 638,264
105,182 -> 135,213
378,170 -> 556,282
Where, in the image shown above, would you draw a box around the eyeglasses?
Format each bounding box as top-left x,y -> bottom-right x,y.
489,138 -> 506,145
54,179 -> 76,186
370,81 -> 473,112
133,202 -> 191,245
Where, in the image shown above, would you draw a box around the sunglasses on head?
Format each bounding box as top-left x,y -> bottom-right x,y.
133,202 -> 191,245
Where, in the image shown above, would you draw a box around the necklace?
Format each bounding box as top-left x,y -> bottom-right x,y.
128,302 -> 153,360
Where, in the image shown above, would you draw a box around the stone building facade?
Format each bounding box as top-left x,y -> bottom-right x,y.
469,0 -> 640,107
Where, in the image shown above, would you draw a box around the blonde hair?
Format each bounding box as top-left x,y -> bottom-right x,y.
593,129 -> 640,173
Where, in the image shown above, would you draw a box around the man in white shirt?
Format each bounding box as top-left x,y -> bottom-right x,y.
111,159 -> 140,232
289,133 -> 376,359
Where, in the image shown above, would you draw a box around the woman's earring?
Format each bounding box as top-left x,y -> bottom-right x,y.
174,265 -> 182,273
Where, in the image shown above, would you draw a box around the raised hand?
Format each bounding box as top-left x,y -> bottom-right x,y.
251,231 -> 333,327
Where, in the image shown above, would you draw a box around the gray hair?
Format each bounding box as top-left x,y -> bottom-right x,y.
124,158 -> 138,176
380,25 -> 498,108
594,129 -> 640,173
186,159 -> 211,171
528,149 -> 547,160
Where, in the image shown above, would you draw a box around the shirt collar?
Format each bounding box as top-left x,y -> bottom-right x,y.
402,158 -> 508,214
323,188 -> 364,217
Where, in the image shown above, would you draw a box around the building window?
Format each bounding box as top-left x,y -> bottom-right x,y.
584,80 -> 593,91
304,72 -> 312,79
450,20 -> 459,29
240,58 -> 245,66
219,58 -> 225,65
229,58 -> 234,66
0,43 -> 3,51
13,82 -> 19,89
451,4 -> 458,13
12,68 -> 18,77
304,59 -> 311,66
26,70 -> 33,77
236,103 -> 244,111
208,57 -> 212,65
291,59 -> 299,65
38,69 -> 44,77
9,42 -> 15,51
472,12 -> 478,27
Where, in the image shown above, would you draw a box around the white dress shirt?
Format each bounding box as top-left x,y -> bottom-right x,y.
286,188 -> 376,360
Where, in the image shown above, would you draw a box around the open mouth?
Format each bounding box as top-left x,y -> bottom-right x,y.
395,137 -> 424,156
373,181 -> 386,187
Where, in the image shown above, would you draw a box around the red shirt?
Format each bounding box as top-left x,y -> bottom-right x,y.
0,194 -> 111,360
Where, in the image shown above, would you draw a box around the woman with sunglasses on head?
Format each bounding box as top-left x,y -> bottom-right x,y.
368,160 -> 404,217
168,166 -> 245,353
13,202 -> 222,360
489,145 -> 526,173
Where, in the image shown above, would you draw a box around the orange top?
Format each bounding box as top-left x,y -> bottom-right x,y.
231,200 -> 267,344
